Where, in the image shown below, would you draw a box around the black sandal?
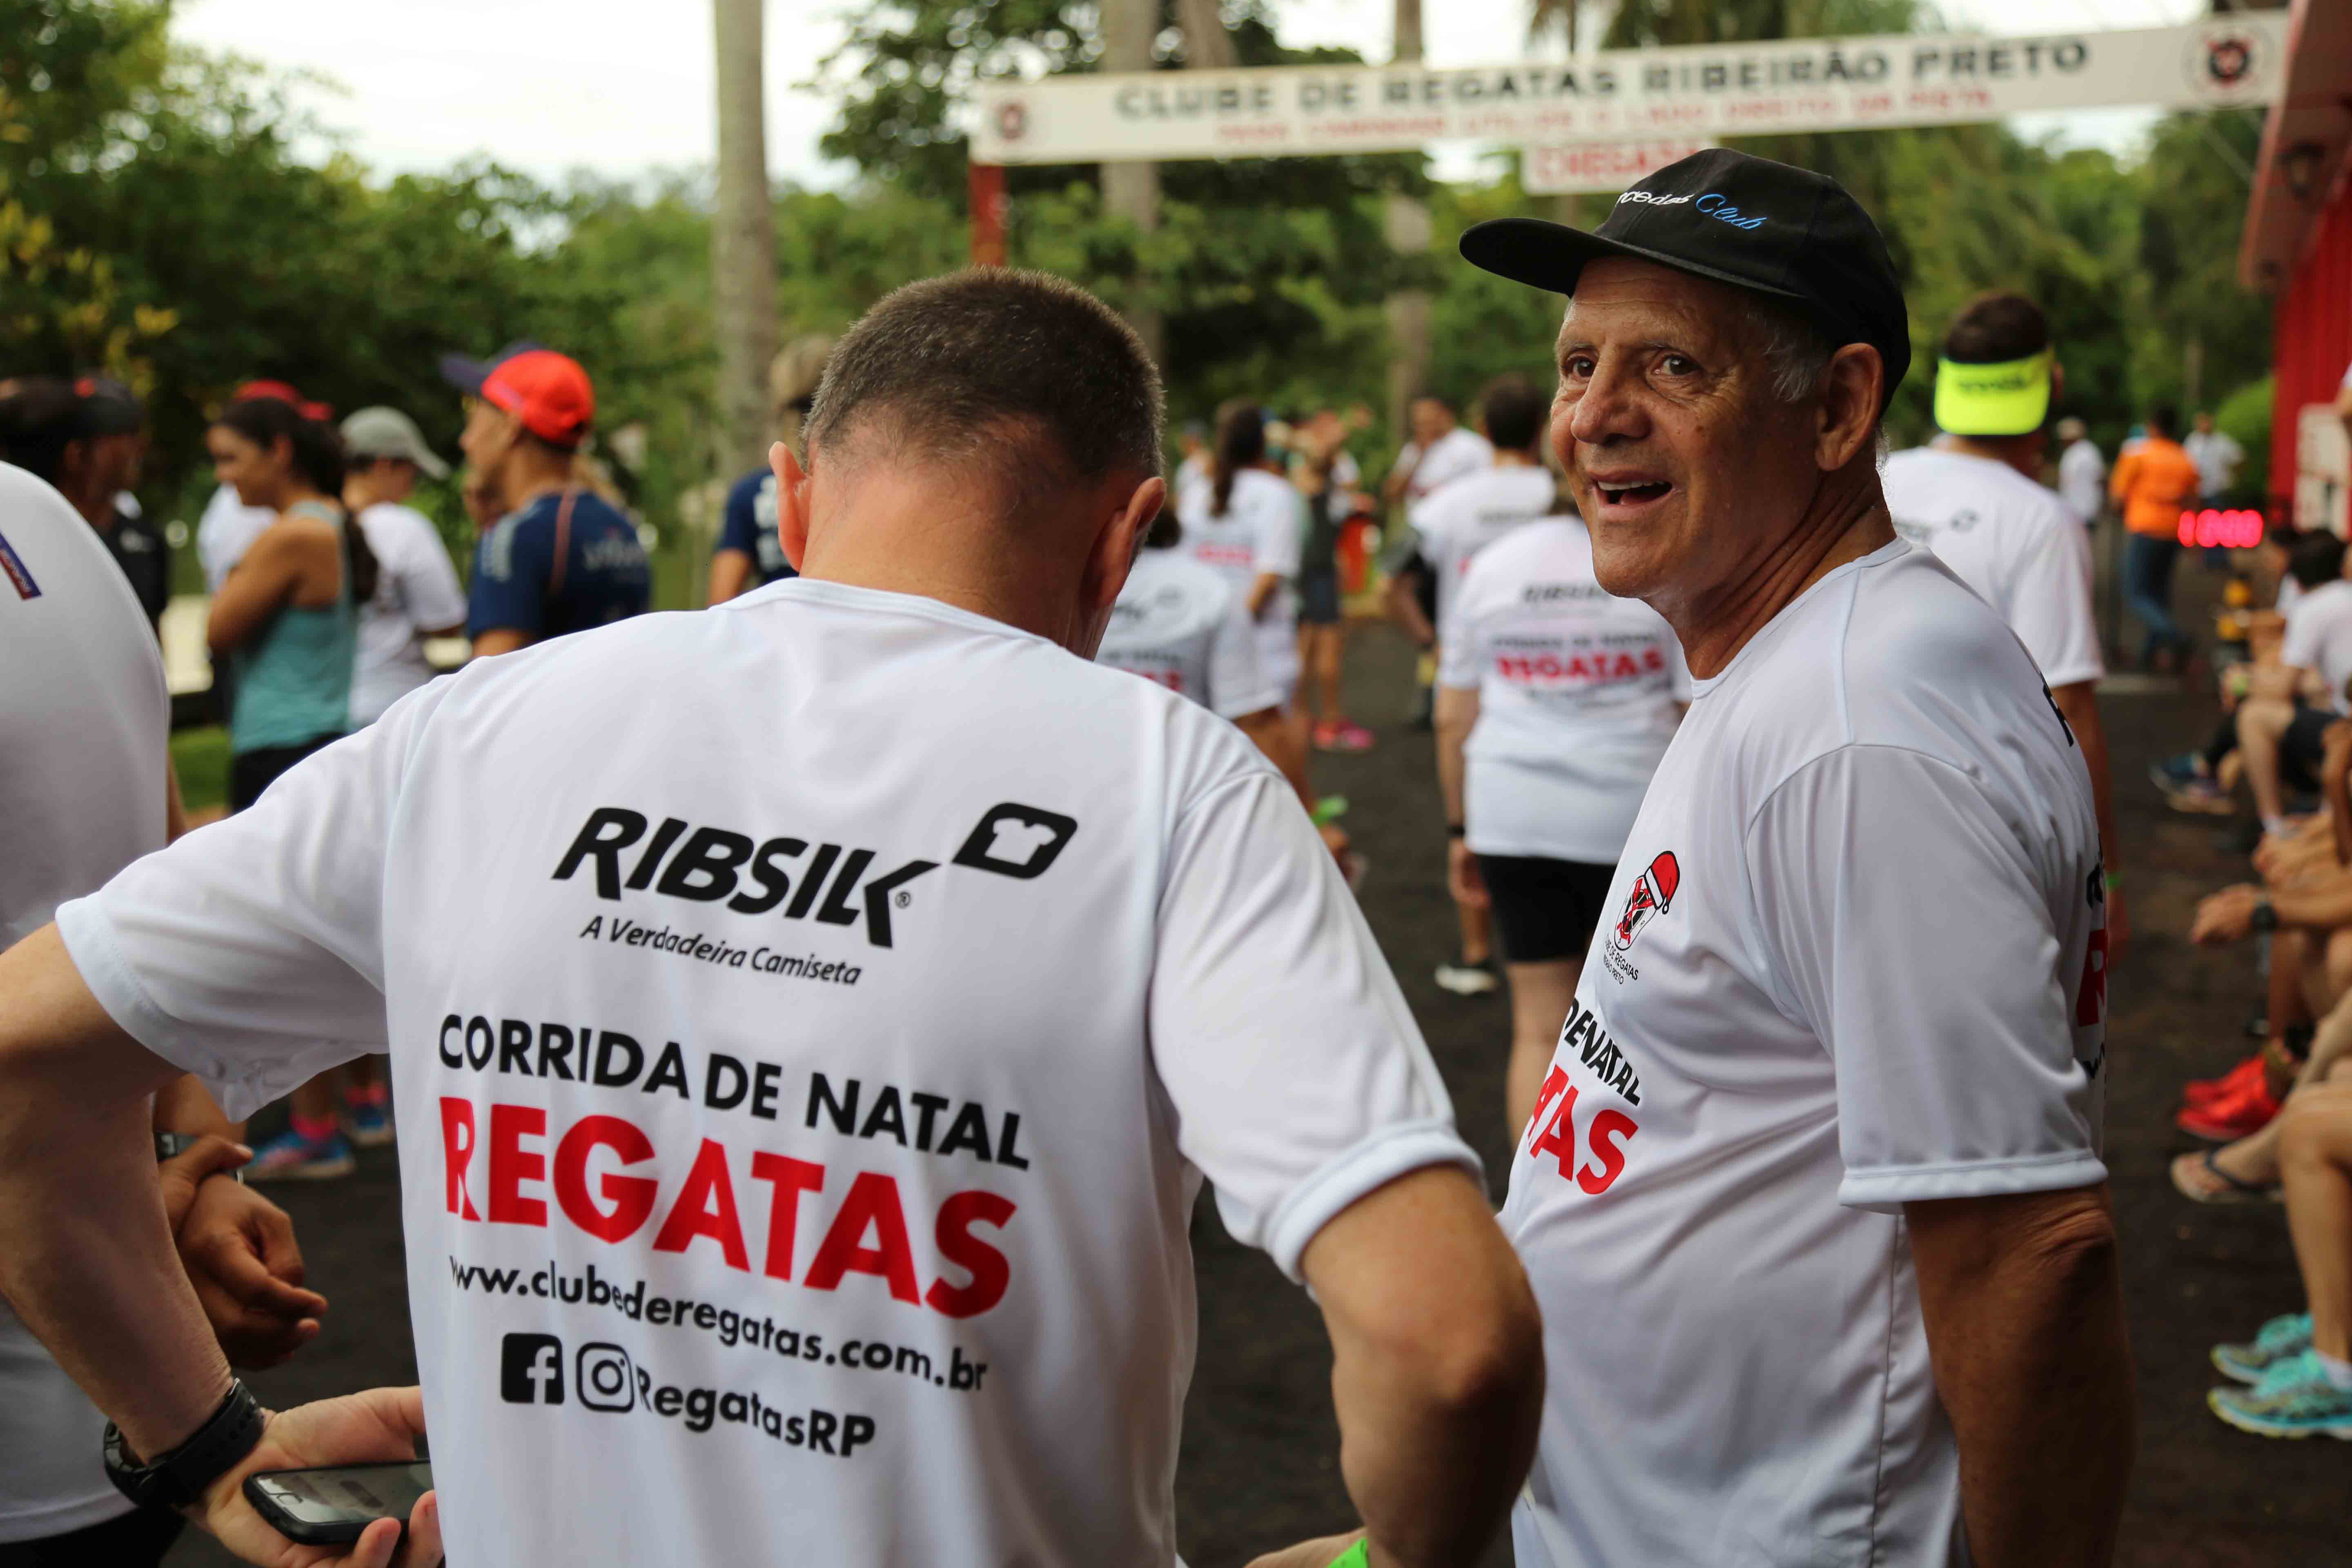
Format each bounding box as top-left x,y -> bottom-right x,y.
2172,1149 -> 2281,1205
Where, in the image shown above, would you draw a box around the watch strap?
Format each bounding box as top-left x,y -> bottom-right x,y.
104,1379 -> 265,1511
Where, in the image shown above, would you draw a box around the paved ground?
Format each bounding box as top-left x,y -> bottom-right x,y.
168,615 -> 2346,1567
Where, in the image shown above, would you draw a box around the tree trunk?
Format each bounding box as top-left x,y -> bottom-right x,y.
712,0 -> 779,480
1385,0 -> 1430,443
1101,0 -> 1163,365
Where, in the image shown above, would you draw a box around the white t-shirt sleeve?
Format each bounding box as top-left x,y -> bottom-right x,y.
1744,746 -> 2106,1214
54,686 -> 450,1119
2283,597 -> 2329,672
1149,773 -> 1479,1278
1437,570 -> 1485,690
2004,519 -> 2105,689
1251,484 -> 1303,581
389,508 -> 468,632
1206,590 -> 1281,719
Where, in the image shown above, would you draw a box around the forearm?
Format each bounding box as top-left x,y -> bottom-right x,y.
155,1075 -> 243,1142
1388,579 -> 1435,648
1434,688 -> 1477,826
1248,571 -> 1282,618
1334,1340 -> 1537,1568
0,928 -> 235,1459
2052,686 -> 2117,873
708,550 -> 753,606
1911,1189 -> 2133,1568
2273,874 -> 2352,931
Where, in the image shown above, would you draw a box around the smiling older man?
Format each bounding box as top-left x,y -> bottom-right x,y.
1460,150 -> 2133,1567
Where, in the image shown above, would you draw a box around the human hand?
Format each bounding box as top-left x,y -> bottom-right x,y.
178,1176 -> 327,1369
159,1136 -> 254,1234
2191,884 -> 2264,945
195,1388 -> 439,1568
1448,839 -> 1487,908
1246,1528 -> 1365,1568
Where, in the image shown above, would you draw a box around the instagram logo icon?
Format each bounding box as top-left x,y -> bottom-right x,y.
577,1342 -> 637,1412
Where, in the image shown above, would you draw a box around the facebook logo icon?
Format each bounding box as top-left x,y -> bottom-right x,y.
501,1332 -> 565,1405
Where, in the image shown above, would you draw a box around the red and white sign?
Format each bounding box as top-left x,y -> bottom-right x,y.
1523,138 -> 1714,194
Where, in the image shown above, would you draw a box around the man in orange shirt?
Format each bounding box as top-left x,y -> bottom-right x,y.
2110,405 -> 2203,671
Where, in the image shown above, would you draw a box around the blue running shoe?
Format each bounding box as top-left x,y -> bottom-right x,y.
2150,753 -> 2205,790
244,1128 -> 356,1182
2212,1313 -> 2312,1384
344,1095 -> 394,1149
2208,1350 -> 2352,1439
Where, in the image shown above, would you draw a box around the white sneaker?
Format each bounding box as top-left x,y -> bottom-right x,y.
1433,960 -> 1499,996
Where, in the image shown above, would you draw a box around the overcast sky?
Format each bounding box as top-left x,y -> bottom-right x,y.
171,0 -> 2208,192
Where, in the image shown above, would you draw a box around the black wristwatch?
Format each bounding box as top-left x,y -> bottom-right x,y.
2251,898 -> 2280,933
1446,823 -> 1467,839
102,1379 -> 265,1511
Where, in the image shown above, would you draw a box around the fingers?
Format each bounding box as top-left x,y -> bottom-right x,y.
208,1235 -> 330,1319
397,1493 -> 442,1567
163,1134 -> 256,1187
249,1198 -> 318,1298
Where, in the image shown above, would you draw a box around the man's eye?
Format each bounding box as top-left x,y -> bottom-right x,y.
1562,356 -> 1596,379
1660,355 -> 1697,376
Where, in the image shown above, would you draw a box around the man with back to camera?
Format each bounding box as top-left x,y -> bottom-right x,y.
441,345 -> 649,655
0,381 -> 330,1567
0,270 -> 1542,1568
1882,292 -> 2128,951
2056,416 -> 2104,529
1459,149 -> 2132,1566
1393,376 -> 1557,998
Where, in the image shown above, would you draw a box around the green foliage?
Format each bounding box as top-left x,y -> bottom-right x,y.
2216,374 -> 2272,501
168,723 -> 228,814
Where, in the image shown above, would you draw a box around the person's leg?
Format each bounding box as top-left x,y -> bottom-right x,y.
1503,959 -> 1580,1138
1313,626 -> 1345,727
2122,535 -> 2175,667
2237,697 -> 2297,829
1455,898 -> 1492,970
2278,1085 -> 2352,1365
2187,952 -> 2352,1192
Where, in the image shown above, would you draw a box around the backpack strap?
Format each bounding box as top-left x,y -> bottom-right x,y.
546,487 -> 579,600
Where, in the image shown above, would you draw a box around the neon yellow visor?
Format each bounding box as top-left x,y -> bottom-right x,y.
1933,349 -> 2053,437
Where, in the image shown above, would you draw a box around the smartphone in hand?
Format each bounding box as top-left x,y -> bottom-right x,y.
243,1461 -> 432,1545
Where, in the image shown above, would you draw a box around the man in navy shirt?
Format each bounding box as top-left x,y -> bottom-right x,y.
706,334 -> 833,605
441,345 -> 650,654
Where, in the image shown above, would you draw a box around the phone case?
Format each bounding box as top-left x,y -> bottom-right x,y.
242,1473 -> 408,1547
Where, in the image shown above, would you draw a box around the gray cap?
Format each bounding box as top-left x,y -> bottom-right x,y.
340,405 -> 450,480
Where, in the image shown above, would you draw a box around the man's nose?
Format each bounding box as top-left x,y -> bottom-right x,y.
1565,359 -> 1649,448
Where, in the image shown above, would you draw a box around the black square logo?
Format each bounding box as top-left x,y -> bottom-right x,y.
500,1332 -> 565,1405
953,803 -> 1077,880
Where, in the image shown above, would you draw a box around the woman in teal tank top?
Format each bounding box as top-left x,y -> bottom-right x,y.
205,397 -> 379,812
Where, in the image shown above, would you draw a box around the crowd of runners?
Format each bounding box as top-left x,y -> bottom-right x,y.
0,144 -> 2343,1568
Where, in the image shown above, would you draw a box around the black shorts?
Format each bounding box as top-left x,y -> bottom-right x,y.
1477,853 -> 1617,964
1297,566 -> 1342,626
2282,705 -> 2340,795
230,732 -> 341,813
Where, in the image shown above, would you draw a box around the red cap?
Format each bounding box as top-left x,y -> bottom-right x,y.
480,350 -> 593,445
233,379 -> 303,405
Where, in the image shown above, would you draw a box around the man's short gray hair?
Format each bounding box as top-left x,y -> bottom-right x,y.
1753,301 -> 1840,405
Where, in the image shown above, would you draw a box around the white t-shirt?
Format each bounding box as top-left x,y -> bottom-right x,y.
1172,452 -> 1210,521
58,576 -> 1474,1567
2057,438 -> 2105,526
2282,578 -> 2352,715
197,482 -> 276,592
1401,425 -> 1493,503
1097,548 -> 1281,720
351,501 -> 469,727
0,463 -> 168,1543
1410,464 -> 1557,643
1504,542 -> 2107,1568
1882,446 -> 2106,688
1176,466 -> 1303,697
1439,518 -> 1687,864
2278,575 -> 2305,615
2185,430 -> 2243,498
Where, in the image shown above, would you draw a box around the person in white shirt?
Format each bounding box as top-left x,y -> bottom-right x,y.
2055,416 -> 2105,528
0,269 -> 1541,1568
1884,291 -> 2127,952
1394,378 -> 1558,998
1383,395 -> 1494,514
1462,147 -> 2129,1567
1177,401 -> 1305,704
0,433 -> 327,1566
341,408 -> 466,727
2239,550 -> 2352,840
1436,514 -> 1687,1133
2185,411 -> 2244,503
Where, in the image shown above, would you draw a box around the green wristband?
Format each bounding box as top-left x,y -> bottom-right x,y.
1329,1542 -> 1371,1568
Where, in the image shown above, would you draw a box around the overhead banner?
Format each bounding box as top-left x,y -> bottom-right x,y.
1522,139 -> 1716,194
971,18 -> 2285,165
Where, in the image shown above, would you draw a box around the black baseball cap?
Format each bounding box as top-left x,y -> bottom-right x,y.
73,374 -> 143,436
1460,149 -> 1909,409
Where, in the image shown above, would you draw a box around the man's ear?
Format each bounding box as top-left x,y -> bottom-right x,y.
1815,344 -> 1885,472
772,442 -> 811,571
1083,475 -> 1165,621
